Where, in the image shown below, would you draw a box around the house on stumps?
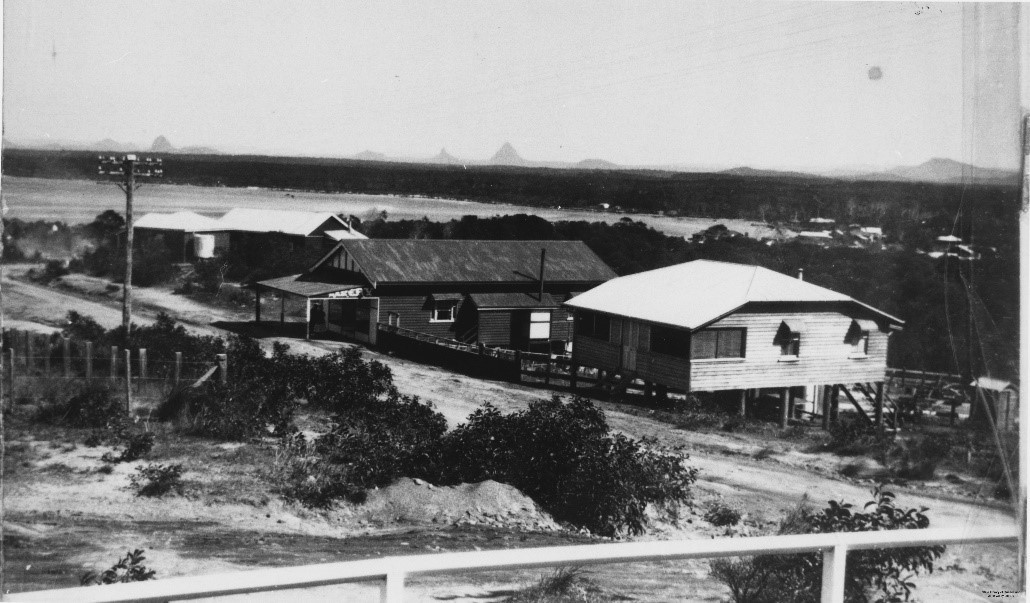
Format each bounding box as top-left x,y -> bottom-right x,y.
253,239 -> 616,352
565,260 -> 904,428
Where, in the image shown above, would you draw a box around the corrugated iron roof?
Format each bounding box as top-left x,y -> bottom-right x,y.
212,208 -> 346,236
324,228 -> 368,241
565,260 -> 902,330
255,273 -> 364,298
470,292 -> 560,309
135,211 -> 222,232
319,240 -> 616,285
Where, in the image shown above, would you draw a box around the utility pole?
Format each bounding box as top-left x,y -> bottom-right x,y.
97,155 -> 163,343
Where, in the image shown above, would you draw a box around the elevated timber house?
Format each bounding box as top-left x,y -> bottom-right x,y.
254,239 -> 616,352
565,260 -> 904,426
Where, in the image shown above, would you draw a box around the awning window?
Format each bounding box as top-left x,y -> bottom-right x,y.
774,320 -> 806,345
846,318 -> 878,343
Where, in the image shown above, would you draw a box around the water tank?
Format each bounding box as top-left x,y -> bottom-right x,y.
193,234 -> 216,259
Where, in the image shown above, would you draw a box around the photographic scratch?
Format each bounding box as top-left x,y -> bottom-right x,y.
106,51 -> 131,65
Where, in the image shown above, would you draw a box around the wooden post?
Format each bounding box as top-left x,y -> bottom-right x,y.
830,385 -> 840,424
124,348 -> 132,414
280,296 -> 285,325
544,355 -> 552,386
43,338 -> 51,375
874,381 -> 884,432
255,286 -> 261,323
110,345 -> 119,380
644,381 -> 654,400
85,341 -> 94,380
569,363 -> 578,390
739,389 -> 747,417
514,350 -> 522,383
62,337 -> 71,378
780,387 -> 789,428
7,350 -> 15,408
139,348 -> 148,381
822,385 -> 831,430
26,332 -> 34,375
217,353 -> 228,384
174,352 -> 182,384
305,299 -> 311,340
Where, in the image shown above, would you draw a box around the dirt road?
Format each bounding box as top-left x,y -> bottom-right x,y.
2,271 -> 1019,601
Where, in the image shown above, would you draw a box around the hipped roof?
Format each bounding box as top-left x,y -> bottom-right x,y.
314,239 -> 616,286
213,208 -> 347,236
135,211 -> 222,232
565,260 -> 902,330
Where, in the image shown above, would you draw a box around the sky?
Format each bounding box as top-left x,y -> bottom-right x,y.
2,1 -> 1025,170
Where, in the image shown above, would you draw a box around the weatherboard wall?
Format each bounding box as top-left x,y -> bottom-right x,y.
689,310 -> 889,391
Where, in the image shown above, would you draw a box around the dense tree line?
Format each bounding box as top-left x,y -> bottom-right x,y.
3,149 -> 1018,241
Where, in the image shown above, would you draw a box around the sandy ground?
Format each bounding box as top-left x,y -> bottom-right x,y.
1,269 -> 1021,602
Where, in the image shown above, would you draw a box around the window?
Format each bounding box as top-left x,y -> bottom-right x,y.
846,319 -> 875,357
851,332 -> 869,357
781,333 -> 801,357
387,312 -> 400,327
431,300 -> 457,322
529,311 -> 551,340
651,325 -> 688,357
574,311 -> 611,340
690,328 -> 745,359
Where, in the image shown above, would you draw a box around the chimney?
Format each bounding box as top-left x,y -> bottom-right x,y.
797,268 -> 804,281
539,248 -> 547,301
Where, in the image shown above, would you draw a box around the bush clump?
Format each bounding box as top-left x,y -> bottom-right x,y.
711,487 -> 944,603
36,381 -> 124,429
435,396 -> 698,536
101,431 -> 155,464
705,502 -> 743,527
130,463 -> 185,497
81,549 -> 156,586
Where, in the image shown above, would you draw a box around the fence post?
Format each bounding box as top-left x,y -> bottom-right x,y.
63,337 -> 71,378
569,363 -> 578,390
174,352 -> 182,384
217,354 -> 228,384
110,346 -> 119,380
545,355 -> 552,386
7,349 -> 15,409
514,350 -> 522,382
820,544 -> 848,603
26,332 -> 34,375
43,339 -> 52,376
85,341 -> 94,380
381,570 -> 405,603
123,348 -> 131,414
139,348 -> 148,382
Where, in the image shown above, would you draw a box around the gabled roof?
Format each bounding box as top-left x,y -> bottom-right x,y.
315,239 -> 616,286
135,211 -> 222,232
212,208 -> 347,236
324,228 -> 368,241
565,260 -> 902,330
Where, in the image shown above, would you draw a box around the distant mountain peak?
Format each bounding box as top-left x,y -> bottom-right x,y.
354,150 -> 387,161
151,135 -> 175,153
490,142 -> 527,165
428,147 -> 462,165
576,158 -> 620,170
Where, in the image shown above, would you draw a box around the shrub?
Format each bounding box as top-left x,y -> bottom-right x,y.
102,431 -> 155,464
705,502 -> 742,527
891,434 -> 952,480
435,396 -> 698,536
282,393 -> 448,506
81,549 -> 156,586
506,567 -> 610,603
710,487 -> 944,603
130,463 -> 184,497
824,419 -> 881,457
36,381 -> 124,430
304,347 -> 396,411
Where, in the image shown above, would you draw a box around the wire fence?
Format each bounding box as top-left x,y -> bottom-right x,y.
1,328 -> 225,408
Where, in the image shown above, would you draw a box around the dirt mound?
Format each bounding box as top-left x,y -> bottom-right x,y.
356,478 -> 561,531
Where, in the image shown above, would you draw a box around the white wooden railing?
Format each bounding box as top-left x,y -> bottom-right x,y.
14,525 -> 1020,603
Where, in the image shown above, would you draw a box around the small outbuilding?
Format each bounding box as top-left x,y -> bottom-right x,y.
565,260 -> 903,426
210,208 -> 365,254
134,211 -> 223,261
